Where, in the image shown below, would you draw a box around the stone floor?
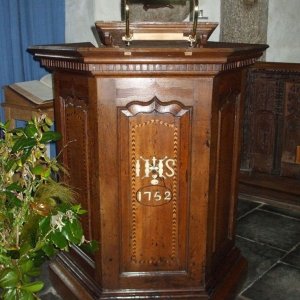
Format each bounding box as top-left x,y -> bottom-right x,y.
39,197 -> 300,300
235,198 -> 300,300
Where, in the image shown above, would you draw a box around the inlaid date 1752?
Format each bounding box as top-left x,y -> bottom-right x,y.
135,156 -> 176,206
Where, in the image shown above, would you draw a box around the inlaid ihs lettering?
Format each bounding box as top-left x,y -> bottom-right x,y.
135,156 -> 176,185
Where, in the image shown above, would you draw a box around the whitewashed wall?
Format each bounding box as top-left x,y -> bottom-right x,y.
65,0 -> 97,44
95,0 -> 121,21
199,0 -> 220,41
267,0 -> 300,62
65,0 -> 221,45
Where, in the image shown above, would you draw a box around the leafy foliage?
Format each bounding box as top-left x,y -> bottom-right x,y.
0,116 -> 96,299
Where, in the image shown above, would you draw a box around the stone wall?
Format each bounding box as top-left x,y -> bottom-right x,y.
220,0 -> 269,44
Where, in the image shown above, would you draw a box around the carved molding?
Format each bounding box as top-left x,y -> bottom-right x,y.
120,96 -> 190,117
41,58 -> 258,75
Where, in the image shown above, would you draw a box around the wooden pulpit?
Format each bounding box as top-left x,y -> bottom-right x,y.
29,19 -> 267,299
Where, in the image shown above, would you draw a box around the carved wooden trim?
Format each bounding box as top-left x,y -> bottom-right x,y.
120,97 -> 190,117
41,58 -> 258,74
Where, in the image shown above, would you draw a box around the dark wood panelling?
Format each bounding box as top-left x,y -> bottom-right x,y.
282,81 -> 300,177
241,62 -> 300,179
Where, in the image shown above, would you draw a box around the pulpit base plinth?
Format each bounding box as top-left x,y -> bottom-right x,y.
49,251 -> 247,300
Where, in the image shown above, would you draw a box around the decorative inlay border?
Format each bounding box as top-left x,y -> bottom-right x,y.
171,126 -> 178,260
130,126 -> 137,263
41,57 -> 259,74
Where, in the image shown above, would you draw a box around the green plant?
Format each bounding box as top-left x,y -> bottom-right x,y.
0,115 -> 96,300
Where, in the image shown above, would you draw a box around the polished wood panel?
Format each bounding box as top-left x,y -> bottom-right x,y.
29,41 -> 267,299
54,73 -> 92,239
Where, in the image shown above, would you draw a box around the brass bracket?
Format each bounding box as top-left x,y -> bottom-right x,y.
123,0 -> 199,47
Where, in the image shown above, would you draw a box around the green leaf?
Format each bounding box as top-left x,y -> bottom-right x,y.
0,269 -> 18,288
5,191 -> 22,208
22,274 -> 31,284
0,254 -> 11,265
26,267 -> 41,278
6,182 -> 22,192
19,260 -> 34,274
51,231 -> 68,249
39,217 -> 51,236
80,240 -> 99,254
19,243 -> 33,257
21,281 -> 44,293
19,215 -> 41,249
42,244 -> 56,257
69,219 -> 84,241
11,137 -> 36,153
40,131 -> 61,143
1,288 -> 17,300
21,147 -> 33,164
1,120 -> 10,130
61,223 -> 76,244
31,165 -> 44,175
72,204 -> 87,215
31,250 -> 47,267
18,289 -> 35,300
61,220 -> 83,244
41,167 -> 51,178
24,124 -> 38,138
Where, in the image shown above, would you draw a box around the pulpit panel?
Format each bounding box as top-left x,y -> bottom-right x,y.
56,74 -> 92,239
213,92 -> 241,254
119,98 -> 191,273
